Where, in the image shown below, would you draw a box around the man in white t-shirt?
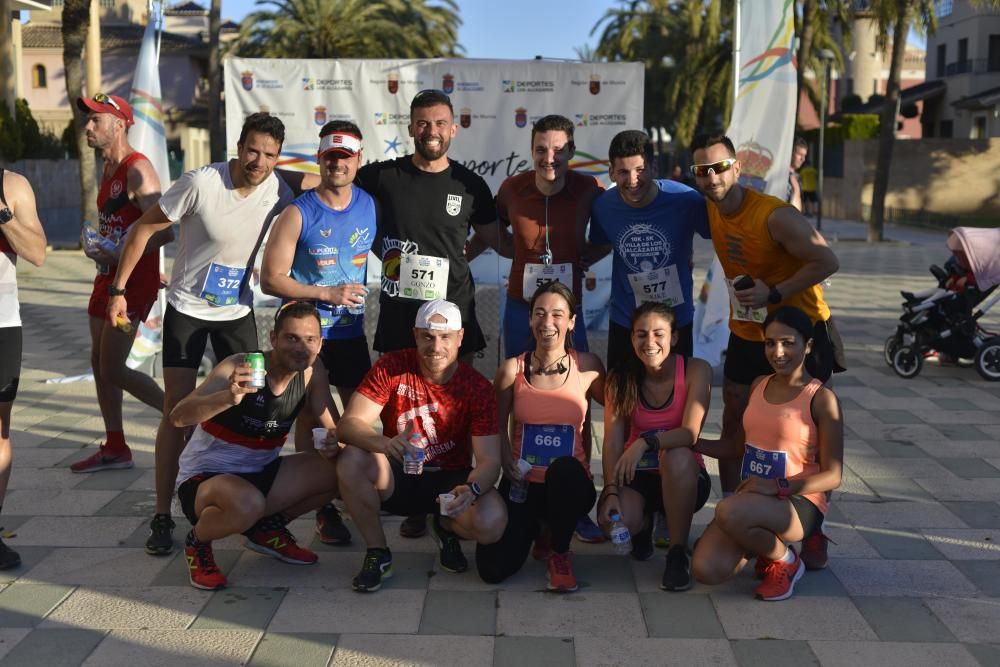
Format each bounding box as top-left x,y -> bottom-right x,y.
108,112 -> 293,556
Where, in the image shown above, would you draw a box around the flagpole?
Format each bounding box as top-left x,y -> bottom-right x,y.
733,0 -> 741,111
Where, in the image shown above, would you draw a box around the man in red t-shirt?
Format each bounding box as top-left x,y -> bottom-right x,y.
337,299 -> 506,592
70,94 -> 174,473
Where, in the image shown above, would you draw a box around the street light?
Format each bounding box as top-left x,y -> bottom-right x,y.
816,48 -> 836,232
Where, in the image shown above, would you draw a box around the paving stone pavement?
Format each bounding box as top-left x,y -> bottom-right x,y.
1,218 -> 999,666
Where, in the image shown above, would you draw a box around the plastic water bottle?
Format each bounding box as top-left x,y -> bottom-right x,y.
508,459 -> 532,504
81,221 -> 101,250
403,433 -> 426,475
609,512 -> 632,555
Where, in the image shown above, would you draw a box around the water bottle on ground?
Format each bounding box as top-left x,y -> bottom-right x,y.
609,512 -> 632,555
508,459 -> 532,504
403,432 -> 426,475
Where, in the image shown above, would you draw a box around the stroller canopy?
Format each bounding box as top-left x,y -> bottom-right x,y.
946,227 -> 1000,291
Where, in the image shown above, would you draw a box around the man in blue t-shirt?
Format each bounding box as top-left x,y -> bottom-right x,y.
261,119 -> 378,546
589,130 -> 710,370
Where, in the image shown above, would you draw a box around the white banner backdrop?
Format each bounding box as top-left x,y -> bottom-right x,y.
225,58 -> 643,334
694,0 -> 798,365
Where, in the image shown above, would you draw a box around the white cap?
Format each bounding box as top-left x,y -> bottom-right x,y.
414,299 -> 462,331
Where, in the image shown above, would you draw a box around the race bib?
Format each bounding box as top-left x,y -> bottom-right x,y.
521,423 -> 574,468
740,443 -> 787,480
399,253 -> 449,301
522,262 -> 572,299
628,265 -> 684,307
726,278 -> 767,323
199,263 -> 246,306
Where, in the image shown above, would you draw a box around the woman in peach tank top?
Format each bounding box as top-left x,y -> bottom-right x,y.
476,282 -> 605,592
692,306 -> 843,602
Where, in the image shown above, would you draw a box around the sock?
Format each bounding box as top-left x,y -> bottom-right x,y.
777,545 -> 795,564
104,431 -> 128,454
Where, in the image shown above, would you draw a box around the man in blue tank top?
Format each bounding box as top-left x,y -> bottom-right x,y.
262,120 -> 378,546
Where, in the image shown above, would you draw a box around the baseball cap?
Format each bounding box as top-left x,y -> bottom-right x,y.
318,132 -> 362,158
76,93 -> 134,127
414,299 -> 462,331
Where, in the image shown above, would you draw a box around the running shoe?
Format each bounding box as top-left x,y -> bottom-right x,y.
352,548 -> 393,593
245,525 -> 318,565
660,546 -> 693,592
185,539 -> 227,590
399,513 -> 428,538
653,511 -> 670,548
145,513 -> 175,556
800,532 -> 830,570
0,538 -> 20,570
69,446 -> 134,473
631,522 -> 655,561
429,515 -> 468,573
574,514 -> 605,544
315,503 -> 352,545
546,551 -> 578,592
754,547 -> 805,601
754,556 -> 772,579
531,526 -> 553,561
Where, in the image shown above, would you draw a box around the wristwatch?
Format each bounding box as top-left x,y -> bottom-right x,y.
768,285 -> 783,305
107,285 -> 127,296
775,478 -> 791,498
0,207 -> 11,224
642,432 -> 659,452
467,481 -> 483,499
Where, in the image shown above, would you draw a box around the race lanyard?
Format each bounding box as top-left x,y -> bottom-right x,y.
199,263 -> 246,306
628,264 -> 684,307
521,423 -> 574,468
740,443 -> 787,480
399,253 -> 449,301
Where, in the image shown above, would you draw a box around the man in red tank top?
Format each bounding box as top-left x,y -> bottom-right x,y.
70,94 -> 175,473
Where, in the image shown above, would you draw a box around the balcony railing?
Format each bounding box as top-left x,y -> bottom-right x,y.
944,58 -> 1000,75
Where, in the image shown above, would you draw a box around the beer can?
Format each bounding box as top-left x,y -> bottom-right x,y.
246,352 -> 266,388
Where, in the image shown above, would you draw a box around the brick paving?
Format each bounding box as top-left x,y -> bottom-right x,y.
1,218 -> 998,665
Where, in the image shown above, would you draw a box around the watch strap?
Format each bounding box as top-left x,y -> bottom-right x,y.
107,285 -> 127,296
642,432 -> 659,452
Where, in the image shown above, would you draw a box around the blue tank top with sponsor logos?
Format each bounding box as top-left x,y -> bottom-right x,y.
289,187 -> 376,340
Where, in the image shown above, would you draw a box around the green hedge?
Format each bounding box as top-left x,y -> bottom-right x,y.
802,113 -> 880,146
0,99 -> 68,160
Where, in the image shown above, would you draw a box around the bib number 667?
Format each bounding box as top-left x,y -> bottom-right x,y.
748,460 -> 772,477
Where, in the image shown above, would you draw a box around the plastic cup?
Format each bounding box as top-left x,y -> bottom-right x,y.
312,427 -> 330,450
438,493 -> 456,516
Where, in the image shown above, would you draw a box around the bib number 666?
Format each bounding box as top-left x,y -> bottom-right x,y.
534,434 -> 560,447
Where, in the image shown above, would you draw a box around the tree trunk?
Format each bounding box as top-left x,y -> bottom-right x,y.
795,0 -> 817,130
62,0 -> 98,238
868,5 -> 908,243
0,0 -> 15,119
208,0 -> 224,162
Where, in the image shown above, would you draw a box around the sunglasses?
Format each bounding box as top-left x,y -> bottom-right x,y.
690,158 -> 737,178
274,299 -> 320,321
92,93 -> 122,113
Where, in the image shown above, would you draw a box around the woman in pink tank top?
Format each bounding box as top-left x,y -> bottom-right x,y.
476,282 -> 605,592
692,306 -> 844,602
600,302 -> 713,592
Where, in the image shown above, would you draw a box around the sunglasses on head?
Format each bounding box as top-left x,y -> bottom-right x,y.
92,93 -> 122,113
690,158 -> 736,178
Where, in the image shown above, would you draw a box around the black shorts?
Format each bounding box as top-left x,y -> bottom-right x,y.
177,457 -> 283,524
789,494 -> 823,538
380,457 -> 472,517
374,298 -> 487,357
0,326 -> 21,402
162,304 -> 259,370
320,335 -> 372,389
723,317 -> 846,385
608,467 -> 712,516
607,320 -> 693,373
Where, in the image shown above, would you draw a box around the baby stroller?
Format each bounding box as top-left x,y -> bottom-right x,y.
885,226 -> 1000,380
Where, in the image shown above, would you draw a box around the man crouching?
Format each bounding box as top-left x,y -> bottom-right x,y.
169,301 -> 341,590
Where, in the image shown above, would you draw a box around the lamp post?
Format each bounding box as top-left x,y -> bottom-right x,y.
816,49 -> 835,232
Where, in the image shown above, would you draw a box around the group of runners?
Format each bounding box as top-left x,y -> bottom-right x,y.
0,88 -> 846,602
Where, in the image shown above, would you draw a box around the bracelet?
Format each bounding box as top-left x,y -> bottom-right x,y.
604,491 -> 619,498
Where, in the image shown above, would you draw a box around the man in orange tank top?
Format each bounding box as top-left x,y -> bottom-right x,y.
690,132 -> 844,568
70,94 -> 174,474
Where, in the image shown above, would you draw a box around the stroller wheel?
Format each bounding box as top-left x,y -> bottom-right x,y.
975,338 -> 1000,382
884,335 -> 901,367
892,345 -> 923,379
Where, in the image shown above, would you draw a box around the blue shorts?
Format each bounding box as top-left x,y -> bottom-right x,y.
503,297 -> 589,358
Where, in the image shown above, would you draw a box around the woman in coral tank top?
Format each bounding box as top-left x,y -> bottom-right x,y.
476,282 -> 605,592
692,306 -> 843,601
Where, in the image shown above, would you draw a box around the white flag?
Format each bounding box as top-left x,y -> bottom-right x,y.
127,9 -> 171,190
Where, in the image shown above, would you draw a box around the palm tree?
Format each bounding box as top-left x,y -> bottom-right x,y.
208,0 -> 223,161
230,0 -> 462,59
796,0 -> 852,124
62,0 -> 98,231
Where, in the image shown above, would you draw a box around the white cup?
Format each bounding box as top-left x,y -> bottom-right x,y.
438,493 -> 456,516
312,427 -> 330,450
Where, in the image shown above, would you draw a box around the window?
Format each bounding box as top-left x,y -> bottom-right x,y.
989,35 -> 1000,72
940,120 -> 953,138
937,44 -> 946,77
100,0 -> 115,7
936,0 -> 952,18
958,38 -> 968,69
31,64 -> 46,89
971,116 -> 987,139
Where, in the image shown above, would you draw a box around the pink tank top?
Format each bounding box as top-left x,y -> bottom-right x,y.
742,376 -> 827,514
626,356 -> 705,473
512,350 -> 590,484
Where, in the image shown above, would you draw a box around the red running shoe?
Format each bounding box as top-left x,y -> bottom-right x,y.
754,547 -> 805,601
185,541 -> 227,590
532,526 -> 553,561
547,551 -> 578,592
245,526 -> 318,565
801,532 -> 830,570
70,446 -> 133,473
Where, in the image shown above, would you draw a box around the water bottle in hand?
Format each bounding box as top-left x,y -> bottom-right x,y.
403,432 -> 426,475
609,511 -> 632,555
508,459 -> 532,504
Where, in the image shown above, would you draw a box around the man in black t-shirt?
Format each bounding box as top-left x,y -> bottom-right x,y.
356,89 -> 498,359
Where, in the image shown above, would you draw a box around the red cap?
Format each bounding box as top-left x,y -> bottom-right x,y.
76,94 -> 134,127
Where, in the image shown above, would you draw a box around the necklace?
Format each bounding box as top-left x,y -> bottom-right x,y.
530,351 -> 568,375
